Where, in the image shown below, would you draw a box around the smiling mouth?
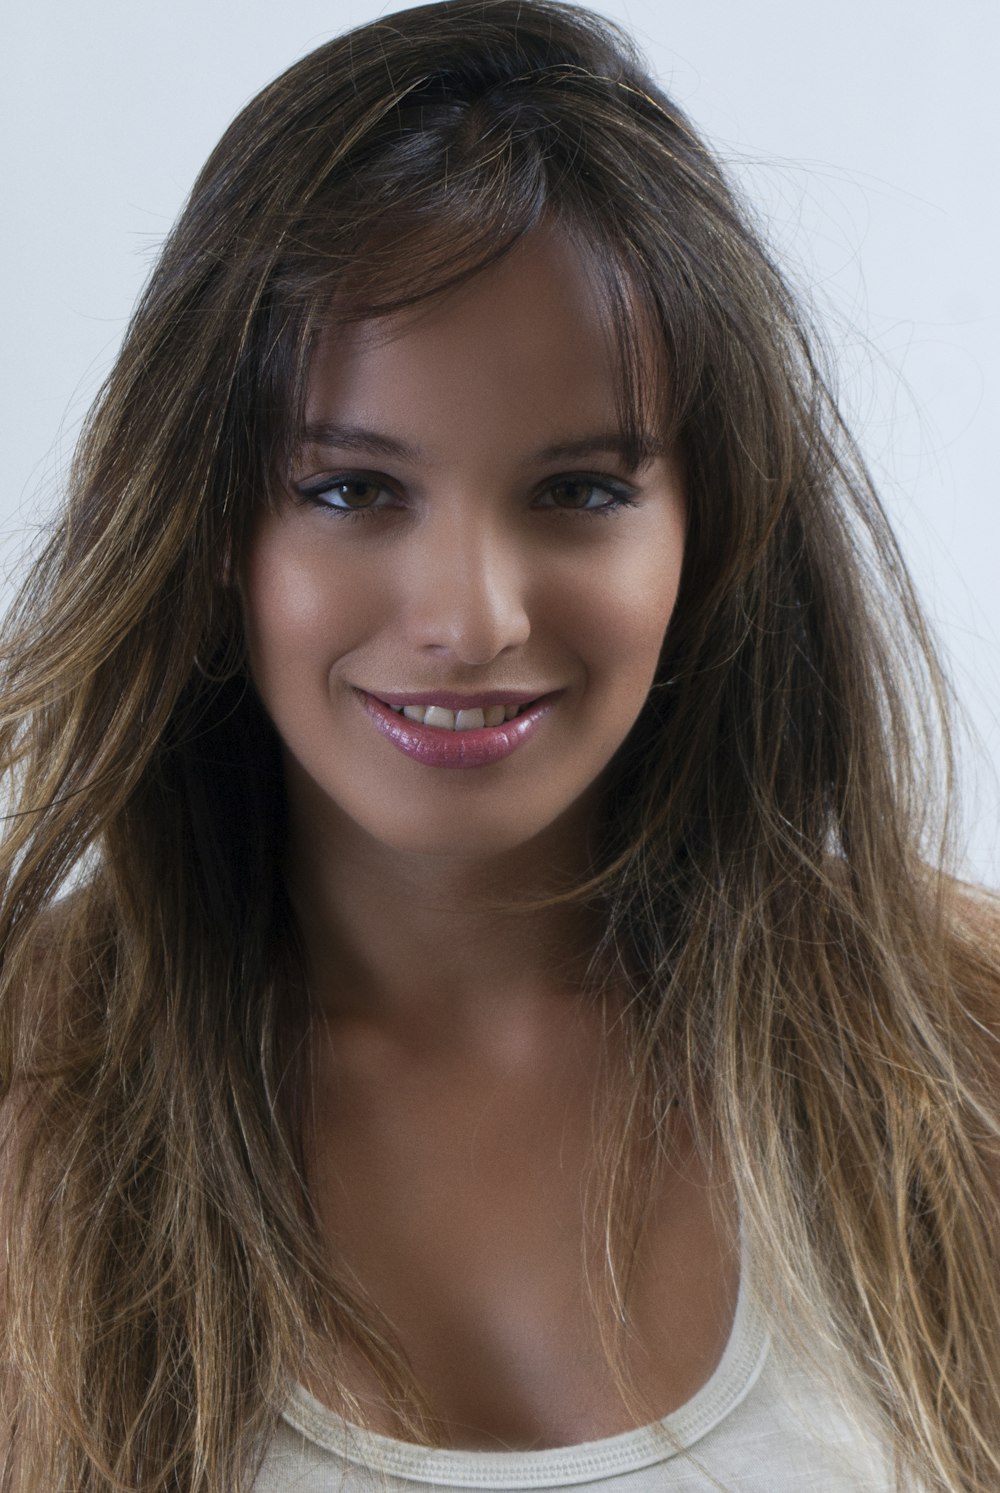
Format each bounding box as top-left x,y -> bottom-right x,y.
381,701 -> 535,731
358,690 -> 557,768
360,686 -> 553,730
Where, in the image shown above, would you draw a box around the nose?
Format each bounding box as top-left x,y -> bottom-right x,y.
401,505 -> 532,665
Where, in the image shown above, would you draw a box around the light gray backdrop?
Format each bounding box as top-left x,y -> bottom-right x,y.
3,0 -> 997,883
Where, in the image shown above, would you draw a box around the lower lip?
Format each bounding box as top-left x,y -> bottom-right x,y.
357,691 -> 559,768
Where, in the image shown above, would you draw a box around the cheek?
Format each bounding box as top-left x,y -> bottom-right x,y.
561,532 -> 683,689
240,525 -> 376,688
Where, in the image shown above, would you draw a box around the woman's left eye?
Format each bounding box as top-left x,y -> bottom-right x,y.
295,475 -> 393,512
537,478 -> 637,515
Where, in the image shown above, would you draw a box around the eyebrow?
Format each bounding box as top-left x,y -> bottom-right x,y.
297,421 -> 668,468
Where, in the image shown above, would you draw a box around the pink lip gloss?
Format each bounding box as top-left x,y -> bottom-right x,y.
357,690 -> 558,768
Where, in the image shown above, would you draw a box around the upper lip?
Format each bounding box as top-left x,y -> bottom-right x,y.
361,688 -> 554,710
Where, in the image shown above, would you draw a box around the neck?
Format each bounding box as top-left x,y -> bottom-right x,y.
283,777 -> 610,1050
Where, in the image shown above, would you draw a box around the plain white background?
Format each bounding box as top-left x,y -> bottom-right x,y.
3,0 -> 998,882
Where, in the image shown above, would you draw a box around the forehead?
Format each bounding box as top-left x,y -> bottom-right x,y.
302,224 -> 666,458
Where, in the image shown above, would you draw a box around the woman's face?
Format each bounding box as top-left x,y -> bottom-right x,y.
240,225 -> 686,867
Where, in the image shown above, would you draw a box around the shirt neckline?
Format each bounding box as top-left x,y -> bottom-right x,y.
281,1228 -> 770,1488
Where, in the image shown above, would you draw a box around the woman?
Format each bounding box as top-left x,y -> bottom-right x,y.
1,1 -> 998,1489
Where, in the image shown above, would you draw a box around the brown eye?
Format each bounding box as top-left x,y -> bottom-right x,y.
296,475 -> 392,512
549,479 -> 599,509
329,479 -> 381,508
538,477 -> 637,515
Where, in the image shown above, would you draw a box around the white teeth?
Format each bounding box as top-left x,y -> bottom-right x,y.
423,705 -> 455,729
391,701 -> 532,730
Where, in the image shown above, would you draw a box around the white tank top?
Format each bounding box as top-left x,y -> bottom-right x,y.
254,1231 -> 899,1491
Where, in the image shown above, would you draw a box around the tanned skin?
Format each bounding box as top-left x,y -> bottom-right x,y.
240,224 -> 739,1450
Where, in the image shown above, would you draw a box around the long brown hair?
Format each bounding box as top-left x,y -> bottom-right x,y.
2,1 -> 999,1488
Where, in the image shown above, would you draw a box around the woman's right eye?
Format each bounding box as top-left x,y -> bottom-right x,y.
294,475 -> 394,514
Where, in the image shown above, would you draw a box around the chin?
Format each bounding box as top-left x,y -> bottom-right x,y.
366,811 -> 563,864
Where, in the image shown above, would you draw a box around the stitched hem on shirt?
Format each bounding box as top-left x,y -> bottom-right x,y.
280,1233 -> 770,1489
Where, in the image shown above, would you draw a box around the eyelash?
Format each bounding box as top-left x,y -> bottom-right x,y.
293,472 -> 639,522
